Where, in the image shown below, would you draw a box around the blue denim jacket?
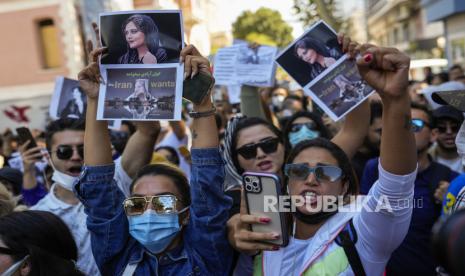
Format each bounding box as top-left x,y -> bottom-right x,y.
74,148 -> 233,276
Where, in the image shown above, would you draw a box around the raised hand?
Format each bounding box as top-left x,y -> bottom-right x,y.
356,45 -> 410,99
78,22 -> 107,100
19,141 -> 43,170
337,33 -> 359,59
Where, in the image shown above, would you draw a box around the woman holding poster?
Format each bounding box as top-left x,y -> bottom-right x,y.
119,14 -> 167,64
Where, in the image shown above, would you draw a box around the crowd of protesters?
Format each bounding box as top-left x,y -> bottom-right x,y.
1,22 -> 465,276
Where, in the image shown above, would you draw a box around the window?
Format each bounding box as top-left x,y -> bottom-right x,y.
37,19 -> 61,69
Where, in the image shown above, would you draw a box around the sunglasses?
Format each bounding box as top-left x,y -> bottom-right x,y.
236,137 -> 280,160
290,122 -> 317,133
51,144 -> 84,160
123,195 -> 179,216
0,246 -> 17,255
284,163 -> 343,182
437,124 -> 460,134
411,119 -> 430,133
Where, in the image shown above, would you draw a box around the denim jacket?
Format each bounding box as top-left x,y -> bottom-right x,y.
74,148 -> 233,276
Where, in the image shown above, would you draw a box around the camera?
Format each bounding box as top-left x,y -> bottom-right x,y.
244,175 -> 261,193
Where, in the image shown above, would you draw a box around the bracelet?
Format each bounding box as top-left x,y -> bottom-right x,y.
188,106 -> 216,118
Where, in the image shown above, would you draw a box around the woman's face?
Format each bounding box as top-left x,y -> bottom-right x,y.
236,125 -> 284,173
72,88 -> 81,100
125,21 -> 145,49
297,47 -> 317,64
287,147 -> 347,215
135,80 -> 145,92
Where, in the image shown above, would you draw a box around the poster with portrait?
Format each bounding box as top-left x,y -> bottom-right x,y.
49,76 -> 87,120
97,65 -> 183,121
214,44 -> 278,87
275,20 -> 373,121
99,10 -> 183,65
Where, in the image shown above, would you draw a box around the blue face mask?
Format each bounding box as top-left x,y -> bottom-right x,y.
128,207 -> 188,254
289,126 -> 320,147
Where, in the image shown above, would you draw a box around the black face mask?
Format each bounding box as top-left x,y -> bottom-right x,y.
293,208 -> 338,225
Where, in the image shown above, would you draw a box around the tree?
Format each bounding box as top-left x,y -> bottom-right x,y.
232,7 -> 293,47
292,0 -> 344,31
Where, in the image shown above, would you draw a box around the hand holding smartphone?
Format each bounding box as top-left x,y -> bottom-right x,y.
16,127 -> 37,150
242,172 -> 289,247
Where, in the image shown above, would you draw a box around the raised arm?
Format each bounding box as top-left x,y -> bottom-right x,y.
357,46 -> 416,173
121,121 -> 160,178
78,24 -> 112,166
353,45 -> 417,274
181,45 -> 218,149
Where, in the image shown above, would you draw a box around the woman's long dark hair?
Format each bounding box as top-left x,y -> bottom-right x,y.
293,37 -> 330,58
119,14 -> 166,64
285,138 -> 359,197
0,210 -> 84,276
282,111 -> 332,150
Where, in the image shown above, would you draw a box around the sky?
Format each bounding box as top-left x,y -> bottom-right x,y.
215,0 -> 363,39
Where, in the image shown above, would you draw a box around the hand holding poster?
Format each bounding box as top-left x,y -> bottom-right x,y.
214,44 -> 277,87
97,10 -> 184,121
275,20 -> 373,121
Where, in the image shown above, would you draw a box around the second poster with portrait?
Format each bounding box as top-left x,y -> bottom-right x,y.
97,10 -> 184,121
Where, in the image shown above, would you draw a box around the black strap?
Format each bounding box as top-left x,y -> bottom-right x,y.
335,220 -> 366,276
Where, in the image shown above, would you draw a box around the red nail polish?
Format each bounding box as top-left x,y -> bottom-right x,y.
364,54 -> 372,62
272,246 -> 280,251
259,218 -> 271,223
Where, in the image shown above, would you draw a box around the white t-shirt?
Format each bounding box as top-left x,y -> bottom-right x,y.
30,157 -> 132,276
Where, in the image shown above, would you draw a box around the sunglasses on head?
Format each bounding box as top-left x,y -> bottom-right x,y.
290,122 -> 317,133
52,144 -> 84,160
411,119 -> 430,133
236,137 -> 280,160
123,195 -> 179,216
284,163 -> 343,182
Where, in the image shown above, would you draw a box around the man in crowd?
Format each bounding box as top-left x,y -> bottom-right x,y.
429,105 -> 464,173
361,103 -> 459,275
448,64 -> 464,81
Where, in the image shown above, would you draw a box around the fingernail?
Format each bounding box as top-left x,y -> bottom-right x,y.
184,72 -> 188,80
259,218 -> 271,223
272,233 -> 280,239
191,72 -> 195,79
364,53 -> 372,62
272,246 -> 280,251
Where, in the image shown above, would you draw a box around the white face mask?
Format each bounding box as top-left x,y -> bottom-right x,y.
1,255 -> 28,276
51,170 -> 78,191
455,121 -> 465,166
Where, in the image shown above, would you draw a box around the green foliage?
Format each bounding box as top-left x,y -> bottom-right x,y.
292,0 -> 343,31
232,7 -> 293,47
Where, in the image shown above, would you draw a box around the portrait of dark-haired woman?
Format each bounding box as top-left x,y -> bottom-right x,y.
119,14 -> 167,64
294,37 -> 342,82
60,86 -> 86,119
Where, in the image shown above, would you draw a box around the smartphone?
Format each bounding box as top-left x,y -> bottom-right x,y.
183,71 -> 214,105
242,172 -> 289,247
16,127 -> 37,150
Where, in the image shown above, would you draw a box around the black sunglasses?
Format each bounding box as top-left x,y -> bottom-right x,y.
411,119 -> 430,133
52,144 -> 84,160
236,137 -> 280,160
437,124 -> 460,134
290,122 -> 317,133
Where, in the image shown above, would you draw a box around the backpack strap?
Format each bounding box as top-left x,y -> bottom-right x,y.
335,219 -> 366,276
